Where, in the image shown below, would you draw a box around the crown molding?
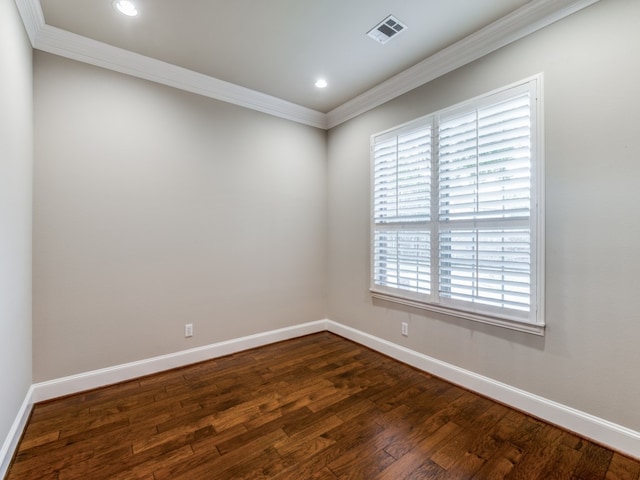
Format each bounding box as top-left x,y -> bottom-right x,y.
15,0 -> 600,130
13,0 -> 43,44
326,0 -> 601,128
32,24 -> 328,129
13,0 -> 327,129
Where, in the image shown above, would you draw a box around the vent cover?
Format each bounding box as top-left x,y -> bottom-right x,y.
367,15 -> 408,44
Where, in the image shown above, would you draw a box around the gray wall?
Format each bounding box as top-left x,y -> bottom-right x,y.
33,53 -> 327,381
327,0 -> 640,431
0,0 -> 33,452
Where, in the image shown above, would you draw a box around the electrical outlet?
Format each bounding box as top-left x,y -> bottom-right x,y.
184,323 -> 193,337
401,322 -> 408,337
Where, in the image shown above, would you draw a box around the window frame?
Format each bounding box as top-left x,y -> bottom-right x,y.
370,75 -> 545,335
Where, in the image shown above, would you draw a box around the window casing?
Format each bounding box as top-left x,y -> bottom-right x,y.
371,76 -> 544,335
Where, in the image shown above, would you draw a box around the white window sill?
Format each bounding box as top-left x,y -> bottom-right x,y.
371,290 -> 545,336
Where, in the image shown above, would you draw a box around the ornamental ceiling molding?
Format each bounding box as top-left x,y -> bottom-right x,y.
14,0 -> 600,130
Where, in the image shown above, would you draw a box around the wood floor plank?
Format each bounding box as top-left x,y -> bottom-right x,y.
501,424 -> 558,478
5,332 -> 638,480
471,442 -> 525,480
534,443 -> 583,480
606,453 -> 640,480
372,421 -> 462,479
571,442 -> 615,479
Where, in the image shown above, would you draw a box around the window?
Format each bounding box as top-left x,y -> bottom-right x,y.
371,76 -> 544,334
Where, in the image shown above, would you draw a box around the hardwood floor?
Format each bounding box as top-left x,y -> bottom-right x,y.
6,332 -> 639,479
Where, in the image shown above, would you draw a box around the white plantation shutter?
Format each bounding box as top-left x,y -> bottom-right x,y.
373,230 -> 431,294
438,89 -> 533,318
438,228 -> 532,313
438,92 -> 532,222
371,77 -> 543,333
373,126 -> 433,295
373,127 -> 432,224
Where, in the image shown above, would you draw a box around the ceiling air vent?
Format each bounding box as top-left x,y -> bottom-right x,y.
367,15 -> 408,44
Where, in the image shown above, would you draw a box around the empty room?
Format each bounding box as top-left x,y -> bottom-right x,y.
1,0 -> 639,478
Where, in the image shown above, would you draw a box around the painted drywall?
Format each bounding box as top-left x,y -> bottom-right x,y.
0,0 -> 33,457
33,53 -> 327,381
327,0 -> 640,431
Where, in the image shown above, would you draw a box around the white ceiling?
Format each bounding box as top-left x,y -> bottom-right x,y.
38,0 -> 531,113
16,0 -> 600,128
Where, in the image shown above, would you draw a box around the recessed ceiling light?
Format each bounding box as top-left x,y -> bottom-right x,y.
114,0 -> 138,16
315,79 -> 328,89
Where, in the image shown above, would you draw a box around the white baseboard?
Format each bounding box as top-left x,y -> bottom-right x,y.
324,320 -> 640,460
2,321 -> 328,476
32,320 -> 327,403
5,318 -> 637,468
0,386 -> 34,479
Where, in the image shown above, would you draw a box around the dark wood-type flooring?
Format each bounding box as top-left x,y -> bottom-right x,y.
6,332 -> 640,479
